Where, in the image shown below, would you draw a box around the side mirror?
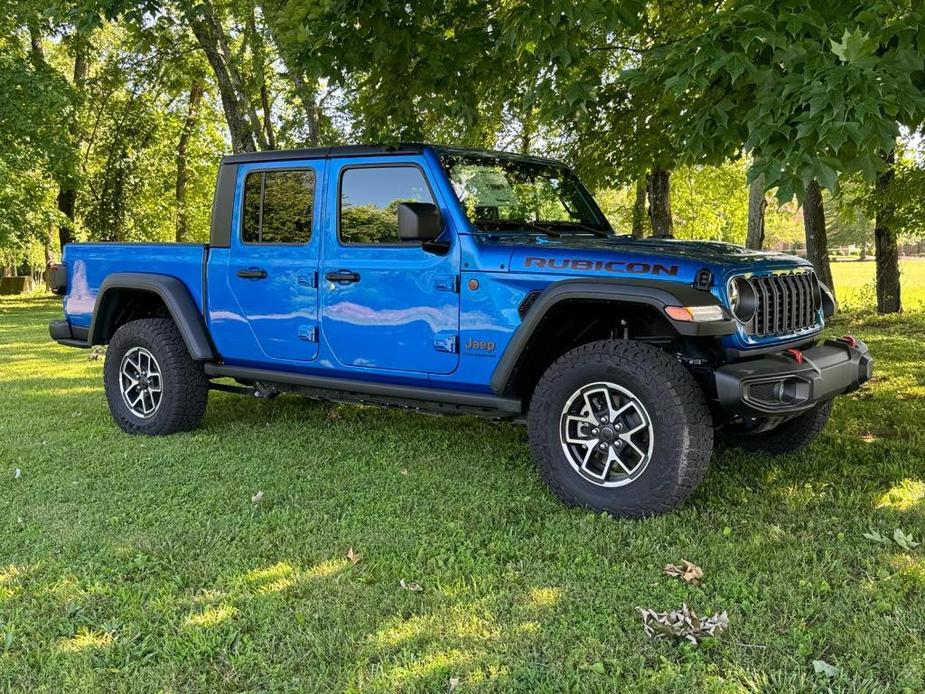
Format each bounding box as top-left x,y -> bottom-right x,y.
397,202 -> 442,242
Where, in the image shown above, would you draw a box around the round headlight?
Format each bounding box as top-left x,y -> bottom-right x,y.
727,276 -> 757,323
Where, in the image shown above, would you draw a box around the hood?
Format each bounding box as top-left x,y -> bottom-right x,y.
481,233 -> 811,280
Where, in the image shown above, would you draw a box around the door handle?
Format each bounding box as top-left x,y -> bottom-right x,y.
325,270 -> 361,283
237,267 -> 267,280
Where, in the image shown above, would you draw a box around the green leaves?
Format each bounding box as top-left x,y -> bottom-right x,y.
830,28 -> 876,65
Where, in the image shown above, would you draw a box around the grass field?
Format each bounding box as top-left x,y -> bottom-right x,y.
1,262 -> 924,692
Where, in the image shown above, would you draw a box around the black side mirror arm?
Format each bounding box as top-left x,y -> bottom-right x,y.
421,238 -> 451,256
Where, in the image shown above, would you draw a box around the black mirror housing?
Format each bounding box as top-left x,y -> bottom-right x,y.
397,202 -> 442,242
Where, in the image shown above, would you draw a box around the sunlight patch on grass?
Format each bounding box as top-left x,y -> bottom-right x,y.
242,559 -> 347,596
889,555 -> 925,586
0,565 -> 26,584
527,586 -> 563,608
184,603 -> 239,628
57,629 -> 114,653
374,648 -> 474,688
876,479 -> 925,511
244,561 -> 295,584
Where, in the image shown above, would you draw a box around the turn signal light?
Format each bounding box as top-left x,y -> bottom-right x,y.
665,305 -> 726,323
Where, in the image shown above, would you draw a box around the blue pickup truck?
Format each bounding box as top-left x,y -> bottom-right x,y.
49,144 -> 872,517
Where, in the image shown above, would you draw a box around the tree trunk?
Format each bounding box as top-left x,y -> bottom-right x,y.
56,40 -> 89,249
247,5 -> 275,149
184,2 -> 258,153
263,12 -> 320,146
802,179 -> 835,297
746,173 -> 767,249
176,79 -> 204,242
874,149 -> 901,313
29,25 -> 44,67
647,168 -> 673,238
631,178 -> 647,238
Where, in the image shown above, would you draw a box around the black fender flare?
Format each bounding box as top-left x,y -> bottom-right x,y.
89,273 -> 215,361
489,277 -> 735,395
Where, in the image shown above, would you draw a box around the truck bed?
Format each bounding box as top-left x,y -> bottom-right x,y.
62,243 -> 207,329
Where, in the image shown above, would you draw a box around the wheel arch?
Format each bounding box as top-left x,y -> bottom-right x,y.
490,278 -> 734,400
89,273 -> 215,361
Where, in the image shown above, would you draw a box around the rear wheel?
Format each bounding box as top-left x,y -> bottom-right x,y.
528,340 -> 713,518
103,318 -> 209,435
719,401 -> 832,455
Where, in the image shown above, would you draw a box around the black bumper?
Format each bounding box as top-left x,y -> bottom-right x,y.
49,319 -> 90,348
714,337 -> 873,417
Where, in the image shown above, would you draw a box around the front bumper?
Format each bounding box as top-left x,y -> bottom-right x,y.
714,337 -> 872,417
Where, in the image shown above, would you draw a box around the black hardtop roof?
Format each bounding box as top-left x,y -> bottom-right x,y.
220,143 -> 564,166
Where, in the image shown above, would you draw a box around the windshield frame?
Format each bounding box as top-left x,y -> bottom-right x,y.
436,147 -> 613,236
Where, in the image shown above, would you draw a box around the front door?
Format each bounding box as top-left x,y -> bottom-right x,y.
320,158 -> 460,374
228,161 -> 323,362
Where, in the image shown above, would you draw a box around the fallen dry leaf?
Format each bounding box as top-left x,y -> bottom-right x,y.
251,491 -> 264,504
326,407 -> 340,421
448,675 -> 460,690
400,468 -> 409,476
346,547 -> 362,565
637,603 -> 728,644
400,579 -> 423,592
14,468 -> 21,479
663,560 -> 704,585
88,346 -> 105,361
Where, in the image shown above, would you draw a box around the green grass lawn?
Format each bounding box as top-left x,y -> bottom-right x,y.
831,257 -> 925,313
2,278 -> 924,692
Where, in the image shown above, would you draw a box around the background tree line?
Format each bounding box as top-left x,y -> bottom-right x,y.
2,0 -> 924,313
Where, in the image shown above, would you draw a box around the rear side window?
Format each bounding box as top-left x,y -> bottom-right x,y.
339,166 -> 434,244
242,169 -> 315,244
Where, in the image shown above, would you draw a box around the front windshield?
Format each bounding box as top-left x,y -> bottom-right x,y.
439,150 -> 611,235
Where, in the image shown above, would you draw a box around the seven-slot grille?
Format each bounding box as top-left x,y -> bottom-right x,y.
743,271 -> 819,337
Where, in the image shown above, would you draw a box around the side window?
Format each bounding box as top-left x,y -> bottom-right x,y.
339,166 -> 434,244
241,169 -> 315,244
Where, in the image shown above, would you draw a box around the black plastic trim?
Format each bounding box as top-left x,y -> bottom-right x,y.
49,319 -> 91,348
204,363 -> 522,414
490,278 -> 735,394
209,162 -> 238,247
714,337 -> 872,417
89,273 -> 216,361
221,144 -> 429,165
48,263 -> 68,295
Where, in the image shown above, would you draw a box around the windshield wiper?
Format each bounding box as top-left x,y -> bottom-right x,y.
476,219 -> 560,238
542,220 -> 610,238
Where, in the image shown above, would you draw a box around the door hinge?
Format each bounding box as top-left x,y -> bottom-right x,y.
434,275 -> 459,293
434,332 -> 458,353
298,325 -> 317,342
298,272 -> 318,288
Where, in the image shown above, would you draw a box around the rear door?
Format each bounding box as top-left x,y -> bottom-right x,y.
320,157 -> 460,374
227,161 -> 323,362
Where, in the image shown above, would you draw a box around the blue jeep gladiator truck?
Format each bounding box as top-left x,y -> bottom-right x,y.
48,144 -> 873,517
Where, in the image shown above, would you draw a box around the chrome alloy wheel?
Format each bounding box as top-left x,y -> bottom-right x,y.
119,346 -> 163,419
559,381 -> 654,487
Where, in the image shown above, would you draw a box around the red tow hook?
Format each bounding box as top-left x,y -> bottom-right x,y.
841,335 -> 858,348
785,348 -> 804,364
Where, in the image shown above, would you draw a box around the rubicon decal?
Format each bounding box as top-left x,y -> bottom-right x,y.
524,256 -> 679,276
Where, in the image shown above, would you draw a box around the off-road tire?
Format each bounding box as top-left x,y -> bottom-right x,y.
719,401 -> 832,455
103,318 -> 209,435
528,340 -> 713,518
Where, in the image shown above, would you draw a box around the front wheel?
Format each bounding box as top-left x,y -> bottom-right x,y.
103,318 -> 209,435
528,340 -> 713,518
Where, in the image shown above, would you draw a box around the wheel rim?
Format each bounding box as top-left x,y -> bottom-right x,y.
559,381 -> 654,488
119,347 -> 163,419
